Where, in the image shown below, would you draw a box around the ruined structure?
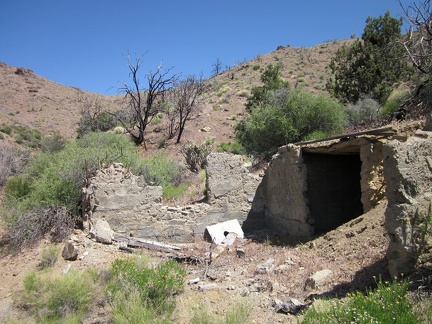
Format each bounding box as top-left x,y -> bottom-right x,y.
87,121 -> 431,276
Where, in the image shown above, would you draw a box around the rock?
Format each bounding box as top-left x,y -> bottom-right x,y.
239,287 -> 250,297
256,258 -> 275,274
273,297 -> 306,314
62,242 -> 79,261
188,277 -> 200,285
91,218 -> 114,244
198,284 -> 219,291
304,269 -> 333,290
236,248 -> 245,258
200,126 -> 211,132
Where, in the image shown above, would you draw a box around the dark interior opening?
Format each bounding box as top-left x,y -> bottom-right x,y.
302,152 -> 363,234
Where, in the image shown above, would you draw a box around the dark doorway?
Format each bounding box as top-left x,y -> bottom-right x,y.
302,152 -> 363,234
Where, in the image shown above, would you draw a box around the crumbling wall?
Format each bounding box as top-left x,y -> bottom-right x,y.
199,153 -> 262,233
360,142 -> 385,212
257,145 -> 313,241
86,154 -> 260,243
86,163 -> 209,243
383,130 -> 432,276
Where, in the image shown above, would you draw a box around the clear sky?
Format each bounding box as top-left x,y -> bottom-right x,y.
1,0 -> 410,95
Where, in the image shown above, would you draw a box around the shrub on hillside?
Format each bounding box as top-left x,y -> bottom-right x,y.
134,151 -> 183,187
182,139 -> 214,172
235,90 -> 345,159
107,257 -> 186,322
1,133 -> 139,248
20,269 -> 98,323
0,144 -> 30,186
345,98 -> 381,130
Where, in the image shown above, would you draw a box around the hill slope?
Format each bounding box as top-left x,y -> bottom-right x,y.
0,40 -> 350,147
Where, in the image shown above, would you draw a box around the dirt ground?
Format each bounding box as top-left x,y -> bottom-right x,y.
0,199 -> 390,323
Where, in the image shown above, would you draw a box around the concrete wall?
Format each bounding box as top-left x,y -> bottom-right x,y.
383,130 -> 432,276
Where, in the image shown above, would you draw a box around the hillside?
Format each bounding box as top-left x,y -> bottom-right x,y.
0,40 -> 351,149
3,39 -> 429,323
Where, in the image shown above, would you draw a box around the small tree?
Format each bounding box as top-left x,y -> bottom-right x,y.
245,63 -> 290,111
327,11 -> 411,104
212,57 -> 223,76
118,55 -> 178,147
166,75 -> 206,143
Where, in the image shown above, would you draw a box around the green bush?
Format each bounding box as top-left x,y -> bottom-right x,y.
40,132 -> 66,153
236,90 -> 345,159
345,98 -> 381,128
182,139 -> 214,172
39,245 -> 59,269
134,151 -> 183,187
107,257 -> 186,322
301,277 -> 418,323
21,269 -> 97,323
0,124 -> 13,135
218,141 -> 245,155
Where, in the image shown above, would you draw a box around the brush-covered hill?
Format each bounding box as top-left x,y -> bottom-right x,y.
0,40 -> 352,149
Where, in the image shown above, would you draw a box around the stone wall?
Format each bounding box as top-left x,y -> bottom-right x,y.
383,130 -> 432,276
195,153 -> 262,233
87,154 -> 260,243
86,163 -> 209,243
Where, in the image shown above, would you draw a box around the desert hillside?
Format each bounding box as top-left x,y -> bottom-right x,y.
0,40 -> 350,148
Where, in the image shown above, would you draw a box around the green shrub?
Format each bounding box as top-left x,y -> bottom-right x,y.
40,132 -> 66,152
345,98 -> 381,128
21,269 -> 97,323
381,87 -> 410,117
39,245 -> 59,269
134,152 -> 183,187
301,277 -> 418,323
4,174 -> 32,199
0,124 -> 13,135
107,257 -> 185,321
218,141 -> 245,155
236,90 -> 345,159
163,182 -> 190,200
182,140 -> 214,172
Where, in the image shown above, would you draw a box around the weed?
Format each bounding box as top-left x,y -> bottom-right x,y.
39,245 -> 59,269
301,276 -> 418,323
107,257 -> 186,322
20,269 -> 97,323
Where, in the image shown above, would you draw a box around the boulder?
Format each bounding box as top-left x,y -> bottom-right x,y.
91,218 -> 114,244
62,242 -> 79,261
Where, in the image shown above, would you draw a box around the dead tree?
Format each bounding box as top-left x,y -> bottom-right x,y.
399,0 -> 432,74
118,55 -> 178,147
167,75 -> 206,143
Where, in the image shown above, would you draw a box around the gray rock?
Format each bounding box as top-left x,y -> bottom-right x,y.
256,258 -> 275,274
62,242 -> 79,261
304,269 -> 333,290
273,297 -> 306,314
91,218 -> 114,244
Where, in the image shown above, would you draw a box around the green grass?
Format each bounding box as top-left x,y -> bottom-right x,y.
107,256 -> 186,323
301,276 -> 418,323
21,269 -> 98,323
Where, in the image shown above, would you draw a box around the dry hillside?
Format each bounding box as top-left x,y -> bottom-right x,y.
2,39 -> 429,323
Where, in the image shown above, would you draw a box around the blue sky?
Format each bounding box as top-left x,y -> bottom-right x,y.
1,0 -> 409,95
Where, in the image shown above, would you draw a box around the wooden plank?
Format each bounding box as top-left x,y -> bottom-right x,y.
293,126 -> 395,146
113,233 -> 181,253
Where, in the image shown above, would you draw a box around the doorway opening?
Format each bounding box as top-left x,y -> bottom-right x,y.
302,152 -> 363,234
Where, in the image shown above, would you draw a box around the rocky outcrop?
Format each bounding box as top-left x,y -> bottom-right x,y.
383,129 -> 432,276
